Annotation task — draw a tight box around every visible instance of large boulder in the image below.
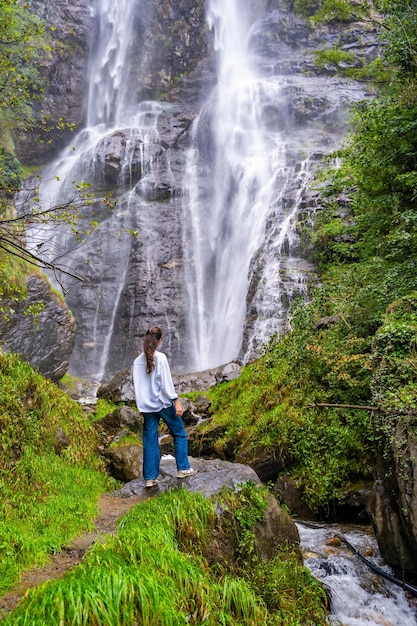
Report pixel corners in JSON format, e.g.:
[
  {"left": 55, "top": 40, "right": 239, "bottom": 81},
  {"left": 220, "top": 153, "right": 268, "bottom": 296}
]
[
  {"left": 103, "top": 444, "right": 143, "bottom": 482},
  {"left": 94, "top": 405, "right": 143, "bottom": 442},
  {"left": 115, "top": 456, "right": 301, "bottom": 561},
  {"left": 367, "top": 446, "right": 417, "bottom": 579},
  {"left": 115, "top": 457, "right": 261, "bottom": 498}
]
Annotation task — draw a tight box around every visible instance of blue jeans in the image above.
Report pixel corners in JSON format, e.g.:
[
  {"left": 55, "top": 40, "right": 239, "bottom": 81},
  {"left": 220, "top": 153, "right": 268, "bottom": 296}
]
[{"left": 142, "top": 402, "right": 190, "bottom": 480}]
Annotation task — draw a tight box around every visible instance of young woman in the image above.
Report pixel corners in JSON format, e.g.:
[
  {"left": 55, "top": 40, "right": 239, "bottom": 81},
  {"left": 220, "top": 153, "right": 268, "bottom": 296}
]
[{"left": 133, "top": 326, "right": 194, "bottom": 487}]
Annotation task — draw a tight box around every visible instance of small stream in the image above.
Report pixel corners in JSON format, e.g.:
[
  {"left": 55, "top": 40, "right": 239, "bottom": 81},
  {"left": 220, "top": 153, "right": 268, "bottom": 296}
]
[{"left": 297, "top": 521, "right": 417, "bottom": 625}]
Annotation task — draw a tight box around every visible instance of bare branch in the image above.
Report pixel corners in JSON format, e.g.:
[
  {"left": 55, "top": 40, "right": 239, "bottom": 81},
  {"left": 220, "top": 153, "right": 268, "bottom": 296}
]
[
  {"left": 307, "top": 402, "right": 379, "bottom": 411},
  {"left": 306, "top": 402, "right": 417, "bottom": 417}
]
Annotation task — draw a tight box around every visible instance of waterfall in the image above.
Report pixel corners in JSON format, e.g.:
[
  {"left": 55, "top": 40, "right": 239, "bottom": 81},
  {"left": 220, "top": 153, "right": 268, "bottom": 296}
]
[
  {"left": 298, "top": 522, "right": 417, "bottom": 625},
  {"left": 87, "top": 0, "right": 137, "bottom": 128},
  {"left": 28, "top": 0, "right": 177, "bottom": 381},
  {"left": 25, "top": 0, "right": 368, "bottom": 380},
  {"left": 182, "top": 0, "right": 315, "bottom": 371}
]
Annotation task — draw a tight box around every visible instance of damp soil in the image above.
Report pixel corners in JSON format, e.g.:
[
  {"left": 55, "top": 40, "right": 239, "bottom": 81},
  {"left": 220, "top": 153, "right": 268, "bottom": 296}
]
[{"left": 0, "top": 493, "right": 144, "bottom": 619}]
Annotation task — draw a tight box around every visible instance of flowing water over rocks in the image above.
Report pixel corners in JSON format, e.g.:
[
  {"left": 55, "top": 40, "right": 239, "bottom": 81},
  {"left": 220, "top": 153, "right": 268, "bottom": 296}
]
[{"left": 298, "top": 521, "right": 417, "bottom": 625}]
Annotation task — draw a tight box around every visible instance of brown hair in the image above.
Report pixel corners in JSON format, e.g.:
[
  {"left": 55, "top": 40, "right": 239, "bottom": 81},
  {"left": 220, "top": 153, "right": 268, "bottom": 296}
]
[{"left": 143, "top": 326, "right": 162, "bottom": 373}]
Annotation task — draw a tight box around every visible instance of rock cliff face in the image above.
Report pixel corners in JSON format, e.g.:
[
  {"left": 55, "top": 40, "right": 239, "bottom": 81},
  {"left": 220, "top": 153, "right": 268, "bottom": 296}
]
[
  {"left": 20, "top": 0, "right": 377, "bottom": 381},
  {"left": 0, "top": 274, "right": 75, "bottom": 382},
  {"left": 367, "top": 453, "right": 417, "bottom": 580},
  {"left": 16, "top": 0, "right": 92, "bottom": 164}
]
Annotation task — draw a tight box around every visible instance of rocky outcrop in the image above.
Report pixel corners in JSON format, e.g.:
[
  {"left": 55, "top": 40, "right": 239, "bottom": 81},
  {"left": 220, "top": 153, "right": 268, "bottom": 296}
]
[
  {"left": 0, "top": 274, "right": 75, "bottom": 382},
  {"left": 116, "top": 456, "right": 302, "bottom": 565},
  {"left": 116, "top": 456, "right": 260, "bottom": 497},
  {"left": 103, "top": 444, "right": 144, "bottom": 483},
  {"left": 94, "top": 405, "right": 143, "bottom": 440},
  {"left": 16, "top": 0, "right": 92, "bottom": 163},
  {"left": 366, "top": 440, "right": 417, "bottom": 580}
]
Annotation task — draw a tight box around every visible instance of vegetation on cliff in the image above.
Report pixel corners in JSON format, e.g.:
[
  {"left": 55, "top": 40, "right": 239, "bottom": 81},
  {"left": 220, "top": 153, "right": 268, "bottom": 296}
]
[
  {"left": 0, "top": 352, "right": 113, "bottom": 594},
  {"left": 202, "top": 0, "right": 417, "bottom": 514}
]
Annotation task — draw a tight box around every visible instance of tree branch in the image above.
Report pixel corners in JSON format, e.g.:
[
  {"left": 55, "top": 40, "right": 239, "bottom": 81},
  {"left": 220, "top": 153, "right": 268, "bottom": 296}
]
[
  {"left": 307, "top": 402, "right": 379, "bottom": 411},
  {"left": 307, "top": 403, "right": 417, "bottom": 418}
]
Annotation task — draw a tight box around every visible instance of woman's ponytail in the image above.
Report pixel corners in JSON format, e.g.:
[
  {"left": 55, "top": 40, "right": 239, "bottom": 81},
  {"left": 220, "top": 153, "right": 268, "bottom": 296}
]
[{"left": 143, "top": 326, "right": 162, "bottom": 373}]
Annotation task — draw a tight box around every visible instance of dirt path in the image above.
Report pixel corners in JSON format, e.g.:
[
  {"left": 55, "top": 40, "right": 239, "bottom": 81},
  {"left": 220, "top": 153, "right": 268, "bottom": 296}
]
[{"left": 0, "top": 494, "right": 144, "bottom": 619}]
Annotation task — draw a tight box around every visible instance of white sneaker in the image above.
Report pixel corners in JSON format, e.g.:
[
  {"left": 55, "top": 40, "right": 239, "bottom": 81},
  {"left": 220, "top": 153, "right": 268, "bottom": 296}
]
[
  {"left": 177, "top": 468, "right": 194, "bottom": 479},
  {"left": 145, "top": 479, "right": 159, "bottom": 488}
]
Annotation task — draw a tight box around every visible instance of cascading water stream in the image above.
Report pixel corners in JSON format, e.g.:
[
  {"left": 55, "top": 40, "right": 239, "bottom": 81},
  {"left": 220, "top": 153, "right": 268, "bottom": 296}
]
[
  {"left": 27, "top": 0, "right": 138, "bottom": 270},
  {"left": 183, "top": 0, "right": 313, "bottom": 371},
  {"left": 87, "top": 0, "right": 136, "bottom": 128},
  {"left": 298, "top": 522, "right": 417, "bottom": 625}
]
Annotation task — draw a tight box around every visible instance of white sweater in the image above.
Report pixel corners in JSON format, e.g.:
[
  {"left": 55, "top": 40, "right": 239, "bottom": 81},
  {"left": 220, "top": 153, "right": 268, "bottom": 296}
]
[{"left": 132, "top": 350, "right": 177, "bottom": 413}]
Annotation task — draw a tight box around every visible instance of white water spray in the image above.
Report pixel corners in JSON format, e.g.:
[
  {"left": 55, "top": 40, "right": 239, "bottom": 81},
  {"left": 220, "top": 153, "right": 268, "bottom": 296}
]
[
  {"left": 87, "top": 0, "right": 137, "bottom": 128},
  {"left": 26, "top": 0, "right": 363, "bottom": 379},
  {"left": 183, "top": 0, "right": 312, "bottom": 370}
]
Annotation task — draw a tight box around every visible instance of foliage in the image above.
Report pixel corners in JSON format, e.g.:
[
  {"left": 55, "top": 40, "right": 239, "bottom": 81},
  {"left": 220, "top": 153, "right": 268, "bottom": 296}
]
[
  {"left": 215, "top": 482, "right": 269, "bottom": 571},
  {"left": 370, "top": 294, "right": 417, "bottom": 468},
  {"left": 293, "top": 0, "right": 417, "bottom": 87},
  {"left": 0, "top": 247, "right": 34, "bottom": 320},
  {"left": 381, "top": 0, "right": 417, "bottom": 78},
  {"left": 1, "top": 179, "right": 114, "bottom": 291},
  {"left": 203, "top": 303, "right": 375, "bottom": 512},
  {"left": 0, "top": 148, "right": 21, "bottom": 199},
  {"left": 0, "top": 0, "right": 45, "bottom": 134},
  {"left": 201, "top": 0, "right": 417, "bottom": 504},
  {"left": 307, "top": 0, "right": 417, "bottom": 483},
  {"left": 0, "top": 351, "right": 113, "bottom": 594},
  {"left": 293, "top": 0, "right": 372, "bottom": 22},
  {"left": 95, "top": 398, "right": 119, "bottom": 420},
  {"left": 252, "top": 547, "right": 329, "bottom": 624},
  {"left": 1, "top": 487, "right": 328, "bottom": 625}
]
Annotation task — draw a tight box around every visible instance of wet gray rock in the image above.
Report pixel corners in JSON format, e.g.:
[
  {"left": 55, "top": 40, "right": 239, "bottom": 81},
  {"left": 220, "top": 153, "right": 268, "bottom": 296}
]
[
  {"left": 96, "top": 368, "right": 134, "bottom": 403},
  {"left": 253, "top": 494, "right": 300, "bottom": 560},
  {"left": 115, "top": 457, "right": 260, "bottom": 498},
  {"left": 367, "top": 440, "right": 417, "bottom": 579},
  {"left": 103, "top": 444, "right": 143, "bottom": 482},
  {"left": 186, "top": 423, "right": 228, "bottom": 459},
  {"left": 94, "top": 405, "right": 143, "bottom": 444},
  {"left": 0, "top": 274, "right": 75, "bottom": 382},
  {"left": 95, "top": 130, "right": 155, "bottom": 186},
  {"left": 17, "top": 0, "right": 92, "bottom": 163},
  {"left": 114, "top": 456, "right": 301, "bottom": 560}
]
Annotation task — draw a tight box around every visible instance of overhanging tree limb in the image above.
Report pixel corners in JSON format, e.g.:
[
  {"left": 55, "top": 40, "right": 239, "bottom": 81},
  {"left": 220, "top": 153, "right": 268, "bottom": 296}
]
[
  {"left": 307, "top": 402, "right": 379, "bottom": 410},
  {"left": 306, "top": 403, "right": 417, "bottom": 417}
]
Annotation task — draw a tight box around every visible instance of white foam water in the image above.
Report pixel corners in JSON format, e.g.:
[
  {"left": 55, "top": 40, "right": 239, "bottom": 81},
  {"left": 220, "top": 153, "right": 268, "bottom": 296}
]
[{"left": 298, "top": 522, "right": 417, "bottom": 625}]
